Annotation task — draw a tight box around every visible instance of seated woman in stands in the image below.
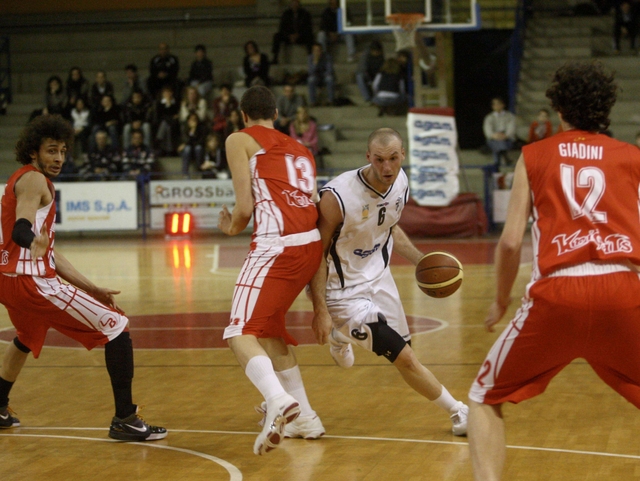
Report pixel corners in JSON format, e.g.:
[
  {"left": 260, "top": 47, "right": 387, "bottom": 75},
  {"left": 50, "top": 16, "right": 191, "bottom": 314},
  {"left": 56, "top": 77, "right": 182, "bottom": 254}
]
[
  {"left": 371, "top": 58, "right": 407, "bottom": 117},
  {"left": 243, "top": 40, "right": 270, "bottom": 87},
  {"left": 289, "top": 105, "right": 318, "bottom": 156},
  {"left": 179, "top": 86, "right": 209, "bottom": 124},
  {"left": 29, "top": 75, "right": 68, "bottom": 122},
  {"left": 178, "top": 112, "right": 208, "bottom": 176}
]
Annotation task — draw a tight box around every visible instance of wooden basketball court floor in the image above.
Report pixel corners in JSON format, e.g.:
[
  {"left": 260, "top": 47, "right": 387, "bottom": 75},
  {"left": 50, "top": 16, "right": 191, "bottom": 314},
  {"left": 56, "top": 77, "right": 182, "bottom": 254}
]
[{"left": 0, "top": 234, "right": 638, "bottom": 481}]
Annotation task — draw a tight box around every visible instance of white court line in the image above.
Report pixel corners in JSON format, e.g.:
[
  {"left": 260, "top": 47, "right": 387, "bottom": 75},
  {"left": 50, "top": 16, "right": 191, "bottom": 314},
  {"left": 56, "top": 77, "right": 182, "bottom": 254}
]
[
  {"left": 6, "top": 427, "right": 640, "bottom": 462},
  {"left": 0, "top": 432, "right": 243, "bottom": 481}
]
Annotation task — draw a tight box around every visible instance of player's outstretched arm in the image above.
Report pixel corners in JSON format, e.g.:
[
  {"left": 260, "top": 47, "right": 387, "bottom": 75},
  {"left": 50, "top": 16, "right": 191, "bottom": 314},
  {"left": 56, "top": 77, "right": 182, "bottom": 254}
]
[
  {"left": 485, "top": 155, "right": 531, "bottom": 332},
  {"left": 54, "top": 249, "right": 123, "bottom": 312},
  {"left": 218, "top": 132, "right": 254, "bottom": 236},
  {"left": 391, "top": 225, "right": 423, "bottom": 265},
  {"left": 309, "top": 191, "right": 343, "bottom": 344}
]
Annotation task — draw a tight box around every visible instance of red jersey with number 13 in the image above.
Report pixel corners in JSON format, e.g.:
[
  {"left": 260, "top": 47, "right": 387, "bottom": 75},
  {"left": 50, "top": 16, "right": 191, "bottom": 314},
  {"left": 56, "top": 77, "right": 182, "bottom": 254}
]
[
  {"left": 242, "top": 125, "right": 318, "bottom": 238},
  {"left": 524, "top": 129, "right": 640, "bottom": 277},
  {"left": 0, "top": 165, "right": 57, "bottom": 277}
]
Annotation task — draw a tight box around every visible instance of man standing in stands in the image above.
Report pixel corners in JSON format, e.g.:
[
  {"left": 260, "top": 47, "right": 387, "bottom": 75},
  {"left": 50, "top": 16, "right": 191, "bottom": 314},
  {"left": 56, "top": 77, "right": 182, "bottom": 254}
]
[
  {"left": 271, "top": 0, "right": 314, "bottom": 65},
  {"left": 148, "top": 42, "right": 180, "bottom": 100}
]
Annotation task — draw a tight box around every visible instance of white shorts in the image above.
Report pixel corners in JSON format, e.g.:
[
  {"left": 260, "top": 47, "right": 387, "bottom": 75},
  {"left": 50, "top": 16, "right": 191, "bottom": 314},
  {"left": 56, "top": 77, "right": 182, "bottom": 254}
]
[{"left": 326, "top": 269, "right": 410, "bottom": 352}]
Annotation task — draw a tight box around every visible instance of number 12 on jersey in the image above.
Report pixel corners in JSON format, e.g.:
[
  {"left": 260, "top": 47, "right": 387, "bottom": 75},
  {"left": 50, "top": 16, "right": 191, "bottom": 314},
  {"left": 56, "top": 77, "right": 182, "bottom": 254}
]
[{"left": 560, "top": 164, "right": 607, "bottom": 223}]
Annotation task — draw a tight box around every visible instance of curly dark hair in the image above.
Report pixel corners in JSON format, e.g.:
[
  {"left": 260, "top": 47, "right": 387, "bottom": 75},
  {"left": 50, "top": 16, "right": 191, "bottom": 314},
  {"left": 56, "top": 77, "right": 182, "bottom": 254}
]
[
  {"left": 15, "top": 114, "right": 74, "bottom": 165},
  {"left": 545, "top": 62, "right": 617, "bottom": 133}
]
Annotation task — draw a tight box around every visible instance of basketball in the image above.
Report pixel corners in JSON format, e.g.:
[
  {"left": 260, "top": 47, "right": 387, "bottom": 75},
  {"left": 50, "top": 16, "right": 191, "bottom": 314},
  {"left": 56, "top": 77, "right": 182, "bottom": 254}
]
[{"left": 415, "top": 252, "right": 463, "bottom": 298}]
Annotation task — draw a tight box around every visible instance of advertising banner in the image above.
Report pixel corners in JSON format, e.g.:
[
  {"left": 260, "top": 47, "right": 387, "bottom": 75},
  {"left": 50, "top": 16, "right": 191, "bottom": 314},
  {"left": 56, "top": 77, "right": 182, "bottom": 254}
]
[
  {"left": 148, "top": 179, "right": 238, "bottom": 230},
  {"left": 407, "top": 110, "right": 460, "bottom": 206},
  {"left": 54, "top": 181, "right": 138, "bottom": 231}
]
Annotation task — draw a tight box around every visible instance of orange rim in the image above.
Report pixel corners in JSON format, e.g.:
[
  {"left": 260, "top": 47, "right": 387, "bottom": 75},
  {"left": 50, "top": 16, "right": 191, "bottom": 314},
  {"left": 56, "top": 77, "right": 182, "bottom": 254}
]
[{"left": 386, "top": 13, "right": 425, "bottom": 28}]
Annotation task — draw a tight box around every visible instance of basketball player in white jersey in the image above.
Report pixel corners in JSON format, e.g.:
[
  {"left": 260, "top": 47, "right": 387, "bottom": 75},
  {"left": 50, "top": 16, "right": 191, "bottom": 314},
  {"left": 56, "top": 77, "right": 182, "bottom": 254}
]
[
  {"left": 308, "top": 128, "right": 468, "bottom": 435},
  {"left": 468, "top": 63, "right": 640, "bottom": 480}
]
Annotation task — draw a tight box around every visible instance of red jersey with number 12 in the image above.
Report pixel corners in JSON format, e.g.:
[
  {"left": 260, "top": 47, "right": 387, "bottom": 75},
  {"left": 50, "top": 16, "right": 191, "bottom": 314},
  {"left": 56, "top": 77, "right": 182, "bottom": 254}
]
[
  {"left": 0, "top": 165, "right": 57, "bottom": 277},
  {"left": 242, "top": 125, "right": 318, "bottom": 238},
  {"left": 524, "top": 129, "right": 640, "bottom": 277}
]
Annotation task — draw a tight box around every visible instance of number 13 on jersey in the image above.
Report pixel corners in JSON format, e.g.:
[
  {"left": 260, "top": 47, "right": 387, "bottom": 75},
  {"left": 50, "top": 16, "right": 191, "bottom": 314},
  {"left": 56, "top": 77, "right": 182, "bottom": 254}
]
[{"left": 284, "top": 154, "right": 315, "bottom": 193}]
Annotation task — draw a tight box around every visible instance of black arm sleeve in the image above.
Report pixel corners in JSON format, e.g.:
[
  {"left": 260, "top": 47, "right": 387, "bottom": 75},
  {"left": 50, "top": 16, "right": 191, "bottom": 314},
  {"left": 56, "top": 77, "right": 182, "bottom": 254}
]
[{"left": 12, "top": 218, "right": 35, "bottom": 248}]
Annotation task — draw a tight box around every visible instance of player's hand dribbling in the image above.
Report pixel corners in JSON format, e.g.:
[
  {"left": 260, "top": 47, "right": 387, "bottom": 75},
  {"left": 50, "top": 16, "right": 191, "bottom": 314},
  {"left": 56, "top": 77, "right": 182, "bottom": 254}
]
[
  {"left": 218, "top": 205, "right": 232, "bottom": 235},
  {"left": 484, "top": 299, "right": 511, "bottom": 332},
  {"left": 30, "top": 223, "right": 49, "bottom": 260},
  {"left": 312, "top": 310, "right": 333, "bottom": 345}
]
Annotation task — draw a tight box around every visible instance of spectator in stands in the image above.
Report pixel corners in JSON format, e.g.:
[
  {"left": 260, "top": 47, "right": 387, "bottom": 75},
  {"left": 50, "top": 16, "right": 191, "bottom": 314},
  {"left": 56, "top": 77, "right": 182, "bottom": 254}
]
[
  {"left": 122, "top": 89, "right": 152, "bottom": 150},
  {"left": 275, "top": 83, "right": 306, "bottom": 134},
  {"left": 271, "top": 0, "right": 314, "bottom": 65},
  {"left": 212, "top": 84, "right": 239, "bottom": 136},
  {"left": 30, "top": 75, "right": 67, "bottom": 122},
  {"left": 317, "top": 0, "right": 356, "bottom": 62},
  {"left": 223, "top": 108, "right": 244, "bottom": 142},
  {"left": 71, "top": 97, "right": 91, "bottom": 156},
  {"left": 90, "top": 94, "right": 121, "bottom": 152},
  {"left": 307, "top": 42, "right": 335, "bottom": 106},
  {"left": 153, "top": 85, "right": 180, "bottom": 155},
  {"left": 180, "top": 86, "right": 209, "bottom": 123},
  {"left": 121, "top": 64, "right": 146, "bottom": 107},
  {"left": 613, "top": 0, "right": 639, "bottom": 54},
  {"left": 371, "top": 58, "right": 406, "bottom": 116},
  {"left": 289, "top": 105, "right": 318, "bottom": 155},
  {"left": 356, "top": 41, "right": 384, "bottom": 103},
  {"left": 90, "top": 70, "right": 115, "bottom": 110},
  {"left": 80, "top": 130, "right": 121, "bottom": 181},
  {"left": 66, "top": 67, "right": 89, "bottom": 110},
  {"left": 243, "top": 40, "right": 271, "bottom": 87},
  {"left": 148, "top": 42, "right": 180, "bottom": 100},
  {"left": 188, "top": 44, "right": 214, "bottom": 98},
  {"left": 121, "top": 129, "right": 155, "bottom": 178},
  {"left": 179, "top": 112, "right": 208, "bottom": 175},
  {"left": 201, "top": 133, "right": 223, "bottom": 178},
  {"left": 528, "top": 108, "right": 553, "bottom": 143},
  {"left": 483, "top": 96, "right": 517, "bottom": 167}
]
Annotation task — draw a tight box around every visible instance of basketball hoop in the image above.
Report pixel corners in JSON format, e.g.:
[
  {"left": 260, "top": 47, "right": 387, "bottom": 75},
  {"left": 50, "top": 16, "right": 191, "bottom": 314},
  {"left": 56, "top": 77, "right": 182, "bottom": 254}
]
[{"left": 386, "top": 13, "right": 426, "bottom": 51}]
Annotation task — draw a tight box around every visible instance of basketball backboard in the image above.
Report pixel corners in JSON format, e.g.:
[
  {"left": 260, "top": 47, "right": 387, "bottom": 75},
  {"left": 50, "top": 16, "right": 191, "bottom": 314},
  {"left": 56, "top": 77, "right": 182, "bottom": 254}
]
[{"left": 338, "top": 0, "right": 480, "bottom": 33}]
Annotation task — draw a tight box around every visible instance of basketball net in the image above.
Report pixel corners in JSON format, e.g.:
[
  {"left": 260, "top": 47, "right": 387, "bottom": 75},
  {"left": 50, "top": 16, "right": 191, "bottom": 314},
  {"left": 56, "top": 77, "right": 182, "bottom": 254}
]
[{"left": 386, "top": 13, "right": 425, "bottom": 51}]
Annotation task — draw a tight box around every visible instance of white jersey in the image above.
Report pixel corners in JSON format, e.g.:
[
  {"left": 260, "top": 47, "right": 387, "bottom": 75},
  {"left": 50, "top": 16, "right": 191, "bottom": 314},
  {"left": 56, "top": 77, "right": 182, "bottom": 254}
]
[{"left": 320, "top": 167, "right": 410, "bottom": 298}]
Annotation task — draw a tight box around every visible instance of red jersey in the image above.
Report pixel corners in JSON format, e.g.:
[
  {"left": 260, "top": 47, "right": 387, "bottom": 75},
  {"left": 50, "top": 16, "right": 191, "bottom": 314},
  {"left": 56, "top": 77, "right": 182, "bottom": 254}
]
[
  {"left": 524, "top": 130, "right": 640, "bottom": 277},
  {"left": 0, "top": 165, "right": 57, "bottom": 277},
  {"left": 243, "top": 125, "right": 318, "bottom": 238}
]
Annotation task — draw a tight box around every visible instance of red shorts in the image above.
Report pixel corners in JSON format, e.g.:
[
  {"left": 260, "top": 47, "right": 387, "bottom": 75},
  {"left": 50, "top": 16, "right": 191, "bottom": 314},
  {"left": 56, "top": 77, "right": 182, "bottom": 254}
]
[
  {"left": 223, "top": 239, "right": 322, "bottom": 345},
  {"left": 0, "top": 274, "right": 128, "bottom": 358},
  {"left": 469, "top": 271, "right": 640, "bottom": 408}
]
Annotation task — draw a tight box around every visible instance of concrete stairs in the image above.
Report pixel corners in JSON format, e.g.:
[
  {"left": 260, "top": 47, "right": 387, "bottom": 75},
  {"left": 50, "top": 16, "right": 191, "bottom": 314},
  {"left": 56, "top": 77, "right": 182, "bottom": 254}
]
[{"left": 516, "top": 14, "right": 640, "bottom": 144}]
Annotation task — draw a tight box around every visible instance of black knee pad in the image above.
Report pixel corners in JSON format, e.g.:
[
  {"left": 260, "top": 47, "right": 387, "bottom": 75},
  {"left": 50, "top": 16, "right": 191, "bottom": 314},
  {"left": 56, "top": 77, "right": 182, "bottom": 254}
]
[
  {"left": 13, "top": 337, "right": 31, "bottom": 354},
  {"left": 367, "top": 314, "right": 407, "bottom": 363}
]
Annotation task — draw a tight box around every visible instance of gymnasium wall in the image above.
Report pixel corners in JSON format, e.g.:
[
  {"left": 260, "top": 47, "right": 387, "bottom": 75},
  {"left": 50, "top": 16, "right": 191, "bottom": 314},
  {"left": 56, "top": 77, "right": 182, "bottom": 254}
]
[{"left": 0, "top": 0, "right": 255, "bottom": 15}]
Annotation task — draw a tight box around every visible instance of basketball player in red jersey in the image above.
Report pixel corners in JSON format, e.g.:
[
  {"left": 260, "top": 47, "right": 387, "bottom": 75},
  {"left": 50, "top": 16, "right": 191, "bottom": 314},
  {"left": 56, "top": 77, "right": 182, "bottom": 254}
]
[
  {"left": 0, "top": 115, "right": 166, "bottom": 441},
  {"left": 468, "top": 62, "right": 640, "bottom": 480},
  {"left": 218, "top": 86, "right": 324, "bottom": 455}
]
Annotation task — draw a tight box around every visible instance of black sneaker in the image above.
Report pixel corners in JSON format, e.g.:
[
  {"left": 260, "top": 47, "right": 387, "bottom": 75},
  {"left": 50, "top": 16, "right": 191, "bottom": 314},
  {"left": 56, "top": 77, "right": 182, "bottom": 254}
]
[
  {"left": 108, "top": 408, "right": 167, "bottom": 442},
  {"left": 0, "top": 406, "right": 20, "bottom": 428}
]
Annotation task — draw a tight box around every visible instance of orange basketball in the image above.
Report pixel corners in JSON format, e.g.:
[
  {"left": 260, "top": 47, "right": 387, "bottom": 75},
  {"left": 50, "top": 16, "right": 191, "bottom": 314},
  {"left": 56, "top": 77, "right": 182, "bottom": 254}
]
[{"left": 415, "top": 252, "right": 463, "bottom": 298}]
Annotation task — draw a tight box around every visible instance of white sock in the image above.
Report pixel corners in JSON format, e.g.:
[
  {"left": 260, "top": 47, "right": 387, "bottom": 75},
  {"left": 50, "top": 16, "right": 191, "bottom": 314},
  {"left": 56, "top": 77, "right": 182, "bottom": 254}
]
[
  {"left": 276, "top": 365, "right": 316, "bottom": 418},
  {"left": 432, "top": 385, "right": 459, "bottom": 413},
  {"left": 245, "top": 356, "right": 286, "bottom": 402}
]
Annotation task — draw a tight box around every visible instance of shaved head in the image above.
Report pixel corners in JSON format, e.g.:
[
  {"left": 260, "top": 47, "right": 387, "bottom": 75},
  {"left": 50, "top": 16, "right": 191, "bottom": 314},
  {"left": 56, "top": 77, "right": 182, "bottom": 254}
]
[{"left": 367, "top": 128, "right": 403, "bottom": 151}]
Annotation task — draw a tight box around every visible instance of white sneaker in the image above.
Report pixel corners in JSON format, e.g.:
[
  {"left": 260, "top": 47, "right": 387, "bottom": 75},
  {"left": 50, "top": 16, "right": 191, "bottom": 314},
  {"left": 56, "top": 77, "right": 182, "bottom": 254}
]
[
  {"left": 450, "top": 401, "right": 469, "bottom": 436},
  {"left": 253, "top": 393, "right": 300, "bottom": 455},
  {"left": 329, "top": 330, "right": 354, "bottom": 368},
  {"left": 284, "top": 414, "right": 326, "bottom": 439}
]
